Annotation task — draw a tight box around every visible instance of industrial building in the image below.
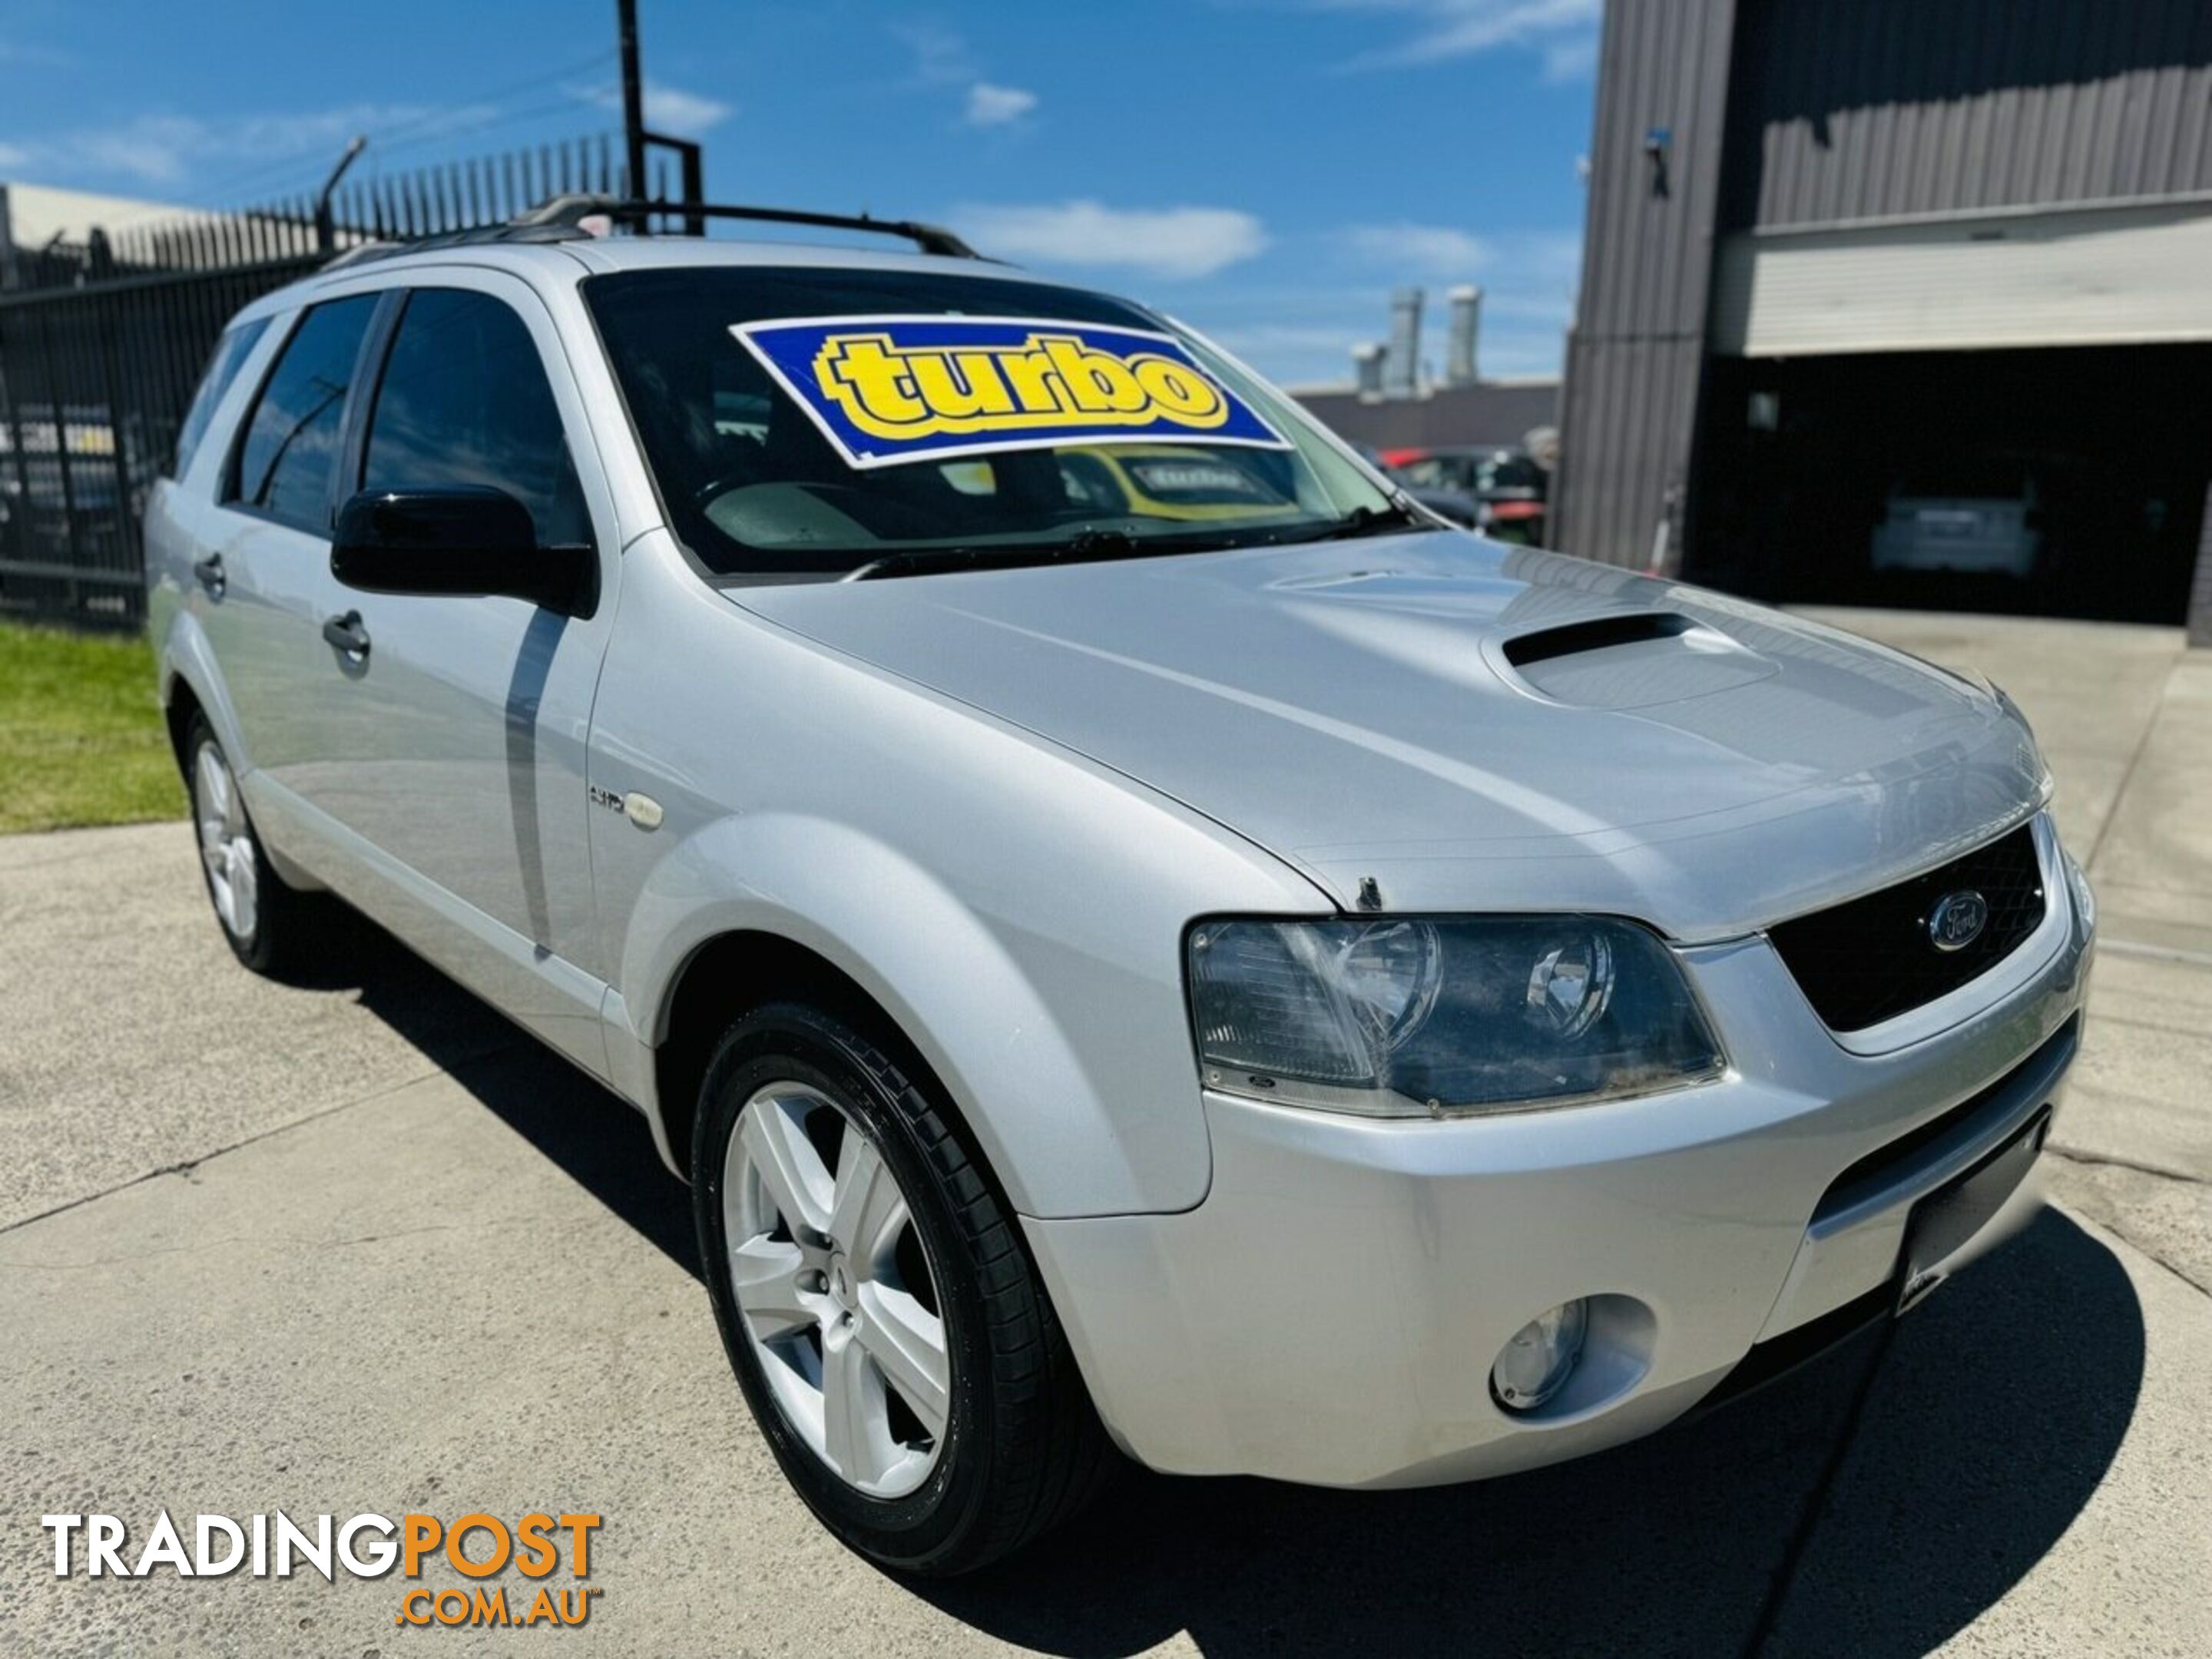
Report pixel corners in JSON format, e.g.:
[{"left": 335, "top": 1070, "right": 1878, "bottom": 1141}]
[
  {"left": 1554, "top": 0, "right": 2212, "bottom": 641},
  {"left": 1292, "top": 285, "right": 1561, "bottom": 454},
  {"left": 0, "top": 182, "right": 199, "bottom": 289}
]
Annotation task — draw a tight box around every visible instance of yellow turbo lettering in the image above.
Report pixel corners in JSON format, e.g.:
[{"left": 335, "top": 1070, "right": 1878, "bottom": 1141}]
[
  {"left": 815, "top": 336, "right": 928, "bottom": 430},
  {"left": 812, "top": 330, "right": 1229, "bottom": 443},
  {"left": 908, "top": 350, "right": 1019, "bottom": 420}
]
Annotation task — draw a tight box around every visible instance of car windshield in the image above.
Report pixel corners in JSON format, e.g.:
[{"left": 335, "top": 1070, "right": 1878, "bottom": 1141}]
[{"left": 583, "top": 266, "right": 1409, "bottom": 581}]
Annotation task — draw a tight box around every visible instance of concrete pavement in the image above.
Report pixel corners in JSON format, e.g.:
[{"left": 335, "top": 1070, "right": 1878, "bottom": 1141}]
[
  {"left": 1803, "top": 610, "right": 2212, "bottom": 1302},
  {"left": 2, "top": 610, "right": 2207, "bottom": 1657}
]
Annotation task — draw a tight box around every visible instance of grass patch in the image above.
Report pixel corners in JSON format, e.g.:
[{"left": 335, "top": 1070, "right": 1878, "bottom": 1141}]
[{"left": 0, "top": 620, "right": 184, "bottom": 833}]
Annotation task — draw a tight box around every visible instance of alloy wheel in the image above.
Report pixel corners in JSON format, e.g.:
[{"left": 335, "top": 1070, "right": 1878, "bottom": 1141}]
[
  {"left": 723, "top": 1081, "right": 951, "bottom": 1498},
  {"left": 194, "top": 742, "right": 259, "bottom": 943}
]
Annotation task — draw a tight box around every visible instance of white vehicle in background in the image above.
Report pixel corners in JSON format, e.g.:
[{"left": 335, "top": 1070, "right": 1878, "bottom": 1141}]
[
  {"left": 147, "top": 197, "right": 2092, "bottom": 1576},
  {"left": 1873, "top": 452, "right": 2044, "bottom": 578}
]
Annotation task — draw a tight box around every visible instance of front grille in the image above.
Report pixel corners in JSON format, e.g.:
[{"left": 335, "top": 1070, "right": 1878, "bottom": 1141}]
[
  {"left": 1812, "top": 1015, "right": 2078, "bottom": 1225},
  {"left": 1769, "top": 823, "right": 2046, "bottom": 1032}
]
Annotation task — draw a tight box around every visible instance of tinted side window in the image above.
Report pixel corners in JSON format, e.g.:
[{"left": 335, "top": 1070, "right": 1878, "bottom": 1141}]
[
  {"left": 172, "top": 317, "right": 269, "bottom": 478},
  {"left": 227, "top": 296, "right": 379, "bottom": 533},
  {"left": 362, "top": 289, "right": 590, "bottom": 547}
]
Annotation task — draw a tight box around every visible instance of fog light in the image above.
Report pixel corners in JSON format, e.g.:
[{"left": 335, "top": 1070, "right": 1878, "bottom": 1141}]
[{"left": 1491, "top": 1299, "right": 1589, "bottom": 1412}]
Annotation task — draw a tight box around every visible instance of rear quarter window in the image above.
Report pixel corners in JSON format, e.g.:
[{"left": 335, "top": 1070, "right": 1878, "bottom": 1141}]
[
  {"left": 172, "top": 318, "right": 269, "bottom": 479},
  {"left": 224, "top": 294, "right": 380, "bottom": 535}
]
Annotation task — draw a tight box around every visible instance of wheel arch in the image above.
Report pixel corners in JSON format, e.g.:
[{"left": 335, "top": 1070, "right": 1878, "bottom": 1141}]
[
  {"left": 617, "top": 810, "right": 1218, "bottom": 1220},
  {"left": 154, "top": 610, "right": 247, "bottom": 779},
  {"left": 163, "top": 674, "right": 205, "bottom": 778},
  {"left": 654, "top": 930, "right": 916, "bottom": 1190}
]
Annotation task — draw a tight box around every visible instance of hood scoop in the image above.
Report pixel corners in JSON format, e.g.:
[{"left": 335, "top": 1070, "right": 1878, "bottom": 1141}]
[{"left": 1496, "top": 611, "right": 1779, "bottom": 710}]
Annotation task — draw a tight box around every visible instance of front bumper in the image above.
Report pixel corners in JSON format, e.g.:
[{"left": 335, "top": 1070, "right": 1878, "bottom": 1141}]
[{"left": 1022, "top": 816, "right": 2093, "bottom": 1488}]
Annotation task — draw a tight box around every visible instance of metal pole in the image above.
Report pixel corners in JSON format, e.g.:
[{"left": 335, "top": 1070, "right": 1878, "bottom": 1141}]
[
  {"left": 33, "top": 303, "right": 81, "bottom": 615},
  {"left": 619, "top": 0, "right": 647, "bottom": 217},
  {"left": 679, "top": 138, "right": 704, "bottom": 237},
  {"left": 0, "top": 316, "right": 39, "bottom": 569},
  {"left": 640, "top": 131, "right": 704, "bottom": 235},
  {"left": 313, "top": 136, "right": 368, "bottom": 252},
  {"left": 88, "top": 287, "right": 144, "bottom": 624}
]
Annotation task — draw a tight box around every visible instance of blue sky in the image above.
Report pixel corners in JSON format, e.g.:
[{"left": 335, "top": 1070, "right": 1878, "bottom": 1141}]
[{"left": 0, "top": 0, "right": 1598, "bottom": 385}]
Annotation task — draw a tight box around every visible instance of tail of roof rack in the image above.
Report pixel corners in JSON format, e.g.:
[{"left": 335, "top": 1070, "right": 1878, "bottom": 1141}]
[{"left": 320, "top": 194, "right": 982, "bottom": 273}]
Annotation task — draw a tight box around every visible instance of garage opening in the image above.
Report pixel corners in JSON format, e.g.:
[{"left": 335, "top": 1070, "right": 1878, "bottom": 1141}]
[{"left": 1687, "top": 344, "right": 2211, "bottom": 624}]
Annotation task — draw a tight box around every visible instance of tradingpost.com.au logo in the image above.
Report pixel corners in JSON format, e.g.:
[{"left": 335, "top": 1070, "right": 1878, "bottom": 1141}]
[{"left": 41, "top": 1510, "right": 604, "bottom": 1630}]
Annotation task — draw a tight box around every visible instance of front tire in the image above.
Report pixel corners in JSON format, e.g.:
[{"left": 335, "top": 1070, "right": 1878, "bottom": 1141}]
[
  {"left": 694, "top": 1002, "right": 1114, "bottom": 1575},
  {"left": 184, "top": 716, "right": 328, "bottom": 979}
]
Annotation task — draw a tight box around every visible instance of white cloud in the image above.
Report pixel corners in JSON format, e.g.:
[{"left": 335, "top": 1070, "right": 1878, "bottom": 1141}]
[
  {"left": 581, "top": 79, "right": 733, "bottom": 137},
  {"left": 641, "top": 83, "right": 734, "bottom": 136},
  {"left": 0, "top": 141, "right": 28, "bottom": 172},
  {"left": 955, "top": 200, "right": 1269, "bottom": 279},
  {"left": 894, "top": 22, "right": 978, "bottom": 86},
  {"left": 1346, "top": 221, "right": 1489, "bottom": 276},
  {"left": 78, "top": 126, "right": 197, "bottom": 184},
  {"left": 0, "top": 104, "right": 484, "bottom": 188},
  {"left": 0, "top": 36, "right": 69, "bottom": 66},
  {"left": 900, "top": 28, "right": 1038, "bottom": 129},
  {"left": 1315, "top": 0, "right": 1600, "bottom": 71},
  {"left": 1541, "top": 31, "right": 1598, "bottom": 81},
  {"left": 963, "top": 82, "right": 1038, "bottom": 127}
]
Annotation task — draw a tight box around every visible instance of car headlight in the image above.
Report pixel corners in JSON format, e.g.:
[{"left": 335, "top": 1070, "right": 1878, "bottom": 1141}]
[{"left": 1187, "top": 916, "right": 1724, "bottom": 1118}]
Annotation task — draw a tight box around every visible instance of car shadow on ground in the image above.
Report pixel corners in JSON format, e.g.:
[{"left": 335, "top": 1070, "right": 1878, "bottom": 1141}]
[
  {"left": 288, "top": 911, "right": 707, "bottom": 1277},
  {"left": 922, "top": 1207, "right": 2141, "bottom": 1659},
  {"left": 333, "top": 922, "right": 2143, "bottom": 1659}
]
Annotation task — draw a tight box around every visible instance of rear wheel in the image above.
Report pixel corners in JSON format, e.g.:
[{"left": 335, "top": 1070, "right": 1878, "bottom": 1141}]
[
  {"left": 184, "top": 717, "right": 328, "bottom": 979},
  {"left": 694, "top": 1002, "right": 1114, "bottom": 1575}
]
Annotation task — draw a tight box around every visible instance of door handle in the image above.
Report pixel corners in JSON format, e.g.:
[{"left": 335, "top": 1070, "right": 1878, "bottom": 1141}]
[
  {"left": 192, "top": 555, "right": 225, "bottom": 595},
  {"left": 322, "top": 610, "right": 371, "bottom": 659}
]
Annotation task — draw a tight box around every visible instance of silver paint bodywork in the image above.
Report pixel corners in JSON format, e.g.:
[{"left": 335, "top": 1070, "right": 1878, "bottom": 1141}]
[{"left": 148, "top": 238, "right": 2090, "bottom": 1489}]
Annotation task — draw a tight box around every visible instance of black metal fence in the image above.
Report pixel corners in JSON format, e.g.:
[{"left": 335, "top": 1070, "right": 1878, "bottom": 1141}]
[{"left": 0, "top": 132, "right": 676, "bottom": 631}]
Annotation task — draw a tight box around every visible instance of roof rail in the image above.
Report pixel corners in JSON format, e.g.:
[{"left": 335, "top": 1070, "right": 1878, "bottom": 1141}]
[
  {"left": 513, "top": 193, "right": 981, "bottom": 259},
  {"left": 320, "top": 218, "right": 597, "bottom": 272}
]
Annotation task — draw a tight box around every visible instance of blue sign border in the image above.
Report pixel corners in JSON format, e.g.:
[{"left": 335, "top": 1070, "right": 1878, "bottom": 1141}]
[{"left": 730, "top": 313, "right": 1293, "bottom": 470}]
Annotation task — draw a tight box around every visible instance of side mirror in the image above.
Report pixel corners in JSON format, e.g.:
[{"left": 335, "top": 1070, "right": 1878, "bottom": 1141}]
[{"left": 331, "top": 487, "right": 596, "bottom": 617}]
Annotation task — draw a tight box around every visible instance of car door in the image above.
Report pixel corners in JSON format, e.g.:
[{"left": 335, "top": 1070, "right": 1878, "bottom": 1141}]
[
  {"left": 191, "top": 292, "right": 384, "bottom": 838},
  {"left": 293, "top": 271, "right": 621, "bottom": 1076}
]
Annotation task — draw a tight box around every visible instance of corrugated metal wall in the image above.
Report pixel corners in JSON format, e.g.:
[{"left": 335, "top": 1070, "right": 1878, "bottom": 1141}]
[
  {"left": 1558, "top": 0, "right": 2212, "bottom": 578},
  {"left": 1551, "top": 0, "right": 1739, "bottom": 568},
  {"left": 1724, "top": 0, "right": 2212, "bottom": 230}
]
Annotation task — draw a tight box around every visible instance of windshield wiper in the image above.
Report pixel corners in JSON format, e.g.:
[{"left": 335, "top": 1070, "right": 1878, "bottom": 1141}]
[{"left": 1274, "top": 501, "right": 1429, "bottom": 545}]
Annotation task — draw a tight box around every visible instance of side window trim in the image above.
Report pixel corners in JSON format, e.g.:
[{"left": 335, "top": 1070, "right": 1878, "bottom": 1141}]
[
  {"left": 217, "top": 288, "right": 398, "bottom": 539},
  {"left": 336, "top": 287, "right": 412, "bottom": 511}
]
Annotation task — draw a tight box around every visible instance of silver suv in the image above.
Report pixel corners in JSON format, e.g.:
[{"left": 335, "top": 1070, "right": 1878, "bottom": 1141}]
[{"left": 148, "top": 210, "right": 2094, "bottom": 1575}]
